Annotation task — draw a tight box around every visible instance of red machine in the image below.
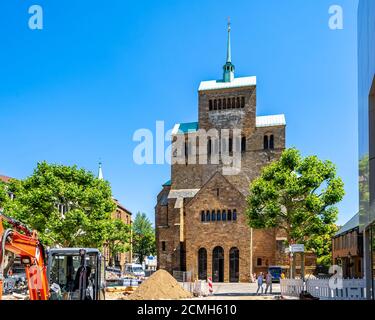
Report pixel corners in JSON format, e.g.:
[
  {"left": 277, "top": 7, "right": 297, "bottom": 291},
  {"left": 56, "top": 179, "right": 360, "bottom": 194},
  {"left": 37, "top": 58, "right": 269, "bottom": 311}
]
[{"left": 0, "top": 212, "right": 49, "bottom": 300}]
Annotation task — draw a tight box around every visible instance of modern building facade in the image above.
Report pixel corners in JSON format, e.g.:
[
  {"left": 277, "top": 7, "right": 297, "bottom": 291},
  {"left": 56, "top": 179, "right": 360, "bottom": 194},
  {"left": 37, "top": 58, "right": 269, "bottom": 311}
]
[
  {"left": 155, "top": 23, "right": 297, "bottom": 283},
  {"left": 358, "top": 0, "right": 375, "bottom": 299}
]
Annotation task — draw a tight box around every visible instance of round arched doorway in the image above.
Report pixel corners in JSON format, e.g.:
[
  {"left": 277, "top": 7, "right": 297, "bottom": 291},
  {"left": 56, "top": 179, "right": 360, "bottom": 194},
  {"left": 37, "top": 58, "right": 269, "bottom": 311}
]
[
  {"left": 229, "top": 247, "right": 239, "bottom": 283},
  {"left": 212, "top": 246, "right": 224, "bottom": 282},
  {"left": 198, "top": 248, "right": 207, "bottom": 280}
]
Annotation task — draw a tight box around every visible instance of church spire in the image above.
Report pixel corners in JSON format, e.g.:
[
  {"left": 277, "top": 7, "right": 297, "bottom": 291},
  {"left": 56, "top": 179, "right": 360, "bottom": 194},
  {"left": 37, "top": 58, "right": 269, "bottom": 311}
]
[
  {"left": 223, "top": 18, "right": 235, "bottom": 82},
  {"left": 98, "top": 162, "right": 104, "bottom": 180},
  {"left": 226, "top": 18, "right": 232, "bottom": 63}
]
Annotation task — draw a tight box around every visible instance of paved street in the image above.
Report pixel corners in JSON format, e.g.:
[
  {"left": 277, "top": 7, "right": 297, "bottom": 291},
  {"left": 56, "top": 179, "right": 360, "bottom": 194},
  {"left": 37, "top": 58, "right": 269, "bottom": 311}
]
[{"left": 194, "top": 282, "right": 281, "bottom": 300}]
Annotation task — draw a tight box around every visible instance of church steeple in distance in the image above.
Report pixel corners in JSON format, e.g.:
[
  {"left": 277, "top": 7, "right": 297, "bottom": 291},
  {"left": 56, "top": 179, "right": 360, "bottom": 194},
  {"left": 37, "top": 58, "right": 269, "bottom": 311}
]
[
  {"left": 98, "top": 161, "right": 104, "bottom": 180},
  {"left": 223, "top": 18, "right": 235, "bottom": 83}
]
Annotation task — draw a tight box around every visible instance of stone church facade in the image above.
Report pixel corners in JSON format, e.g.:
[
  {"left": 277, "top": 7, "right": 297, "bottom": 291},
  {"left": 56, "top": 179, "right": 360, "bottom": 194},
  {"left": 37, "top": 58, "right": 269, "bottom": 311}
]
[{"left": 155, "top": 24, "right": 289, "bottom": 282}]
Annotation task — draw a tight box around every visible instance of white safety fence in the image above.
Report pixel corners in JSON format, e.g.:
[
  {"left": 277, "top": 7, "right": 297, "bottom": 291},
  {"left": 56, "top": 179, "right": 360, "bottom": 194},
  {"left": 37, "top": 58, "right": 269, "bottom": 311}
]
[{"left": 281, "top": 278, "right": 367, "bottom": 300}]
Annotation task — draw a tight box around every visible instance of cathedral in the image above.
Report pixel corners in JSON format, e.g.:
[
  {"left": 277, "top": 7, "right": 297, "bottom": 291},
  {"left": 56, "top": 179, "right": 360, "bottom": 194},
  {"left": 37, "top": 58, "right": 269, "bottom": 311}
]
[{"left": 155, "top": 23, "right": 289, "bottom": 282}]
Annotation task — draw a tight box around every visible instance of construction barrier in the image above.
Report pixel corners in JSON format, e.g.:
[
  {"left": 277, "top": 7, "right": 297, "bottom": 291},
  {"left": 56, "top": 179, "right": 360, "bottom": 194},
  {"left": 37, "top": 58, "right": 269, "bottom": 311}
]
[{"left": 208, "top": 277, "right": 213, "bottom": 294}]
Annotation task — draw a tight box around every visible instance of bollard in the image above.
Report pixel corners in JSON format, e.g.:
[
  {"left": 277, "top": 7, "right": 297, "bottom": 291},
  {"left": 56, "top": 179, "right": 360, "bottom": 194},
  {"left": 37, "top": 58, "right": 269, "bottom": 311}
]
[{"left": 208, "top": 277, "right": 213, "bottom": 295}]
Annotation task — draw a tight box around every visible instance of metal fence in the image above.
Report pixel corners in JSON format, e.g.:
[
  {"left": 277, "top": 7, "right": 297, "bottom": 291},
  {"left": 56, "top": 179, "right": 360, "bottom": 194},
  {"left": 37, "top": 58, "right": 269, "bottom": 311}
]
[{"left": 280, "top": 278, "right": 367, "bottom": 300}]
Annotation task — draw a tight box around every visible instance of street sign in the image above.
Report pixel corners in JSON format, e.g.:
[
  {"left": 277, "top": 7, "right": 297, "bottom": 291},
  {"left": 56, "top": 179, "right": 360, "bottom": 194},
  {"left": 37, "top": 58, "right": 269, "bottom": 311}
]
[{"left": 290, "top": 244, "right": 305, "bottom": 253}]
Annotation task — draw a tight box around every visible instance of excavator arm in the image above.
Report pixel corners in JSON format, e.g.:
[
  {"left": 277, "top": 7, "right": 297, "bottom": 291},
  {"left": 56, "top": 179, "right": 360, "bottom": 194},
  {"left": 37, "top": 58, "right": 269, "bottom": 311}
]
[{"left": 0, "top": 212, "right": 49, "bottom": 300}]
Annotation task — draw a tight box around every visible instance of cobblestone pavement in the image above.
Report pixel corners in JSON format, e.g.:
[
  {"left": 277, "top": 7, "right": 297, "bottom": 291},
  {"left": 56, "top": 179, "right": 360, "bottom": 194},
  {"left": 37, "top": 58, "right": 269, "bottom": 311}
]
[{"left": 193, "top": 282, "right": 281, "bottom": 300}]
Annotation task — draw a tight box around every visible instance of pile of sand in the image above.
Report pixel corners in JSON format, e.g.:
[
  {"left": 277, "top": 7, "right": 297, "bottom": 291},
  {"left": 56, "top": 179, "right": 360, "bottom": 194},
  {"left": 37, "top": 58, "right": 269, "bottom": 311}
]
[{"left": 126, "top": 270, "right": 193, "bottom": 300}]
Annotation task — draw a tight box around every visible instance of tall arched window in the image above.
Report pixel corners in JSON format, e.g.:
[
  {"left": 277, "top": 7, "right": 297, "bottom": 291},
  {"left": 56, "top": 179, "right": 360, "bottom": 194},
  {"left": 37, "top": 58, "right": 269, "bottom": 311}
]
[
  {"left": 270, "top": 135, "right": 274, "bottom": 149},
  {"left": 198, "top": 248, "right": 207, "bottom": 280},
  {"left": 233, "top": 209, "right": 237, "bottom": 221},
  {"left": 211, "top": 210, "right": 216, "bottom": 221},
  {"left": 206, "top": 210, "right": 211, "bottom": 222},
  {"left": 228, "top": 210, "right": 232, "bottom": 221},
  {"left": 232, "top": 97, "right": 236, "bottom": 109},
  {"left": 207, "top": 138, "right": 212, "bottom": 158},
  {"left": 201, "top": 211, "right": 205, "bottom": 222},
  {"left": 241, "top": 137, "right": 246, "bottom": 153},
  {"left": 218, "top": 99, "right": 222, "bottom": 110},
  {"left": 263, "top": 135, "right": 269, "bottom": 150},
  {"left": 241, "top": 97, "right": 245, "bottom": 108},
  {"left": 222, "top": 210, "right": 227, "bottom": 221},
  {"left": 216, "top": 210, "right": 221, "bottom": 221},
  {"left": 209, "top": 100, "right": 213, "bottom": 111},
  {"left": 223, "top": 98, "right": 227, "bottom": 109},
  {"left": 227, "top": 98, "right": 231, "bottom": 108},
  {"left": 237, "top": 97, "right": 240, "bottom": 108},
  {"left": 229, "top": 138, "right": 233, "bottom": 154}
]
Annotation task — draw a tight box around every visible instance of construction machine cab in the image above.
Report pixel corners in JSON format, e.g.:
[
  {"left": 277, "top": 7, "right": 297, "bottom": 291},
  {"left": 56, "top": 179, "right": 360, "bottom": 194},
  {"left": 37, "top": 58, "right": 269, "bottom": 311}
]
[{"left": 47, "top": 248, "right": 105, "bottom": 300}]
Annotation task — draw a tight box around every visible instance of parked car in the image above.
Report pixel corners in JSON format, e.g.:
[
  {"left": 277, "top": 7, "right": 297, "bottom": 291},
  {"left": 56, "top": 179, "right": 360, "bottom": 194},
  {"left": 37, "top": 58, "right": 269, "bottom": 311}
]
[
  {"left": 124, "top": 263, "right": 145, "bottom": 278},
  {"left": 105, "top": 266, "right": 122, "bottom": 277}
]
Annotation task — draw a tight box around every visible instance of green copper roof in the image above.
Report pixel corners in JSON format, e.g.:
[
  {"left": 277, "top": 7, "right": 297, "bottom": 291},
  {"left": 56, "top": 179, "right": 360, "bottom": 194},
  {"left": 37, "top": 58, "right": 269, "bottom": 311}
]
[
  {"left": 163, "top": 180, "right": 171, "bottom": 187},
  {"left": 172, "top": 122, "right": 198, "bottom": 135}
]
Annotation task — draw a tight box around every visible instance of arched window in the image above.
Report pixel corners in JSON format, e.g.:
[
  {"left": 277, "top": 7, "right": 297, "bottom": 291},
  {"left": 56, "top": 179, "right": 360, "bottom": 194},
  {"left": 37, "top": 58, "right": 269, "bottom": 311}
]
[
  {"left": 214, "top": 100, "right": 217, "bottom": 110},
  {"left": 233, "top": 209, "right": 237, "bottom": 221},
  {"left": 232, "top": 97, "right": 236, "bottom": 109},
  {"left": 229, "top": 138, "right": 233, "bottom": 154},
  {"left": 263, "top": 135, "right": 269, "bottom": 150},
  {"left": 223, "top": 98, "right": 227, "bottom": 109},
  {"left": 209, "top": 100, "right": 213, "bottom": 111},
  {"left": 211, "top": 210, "right": 216, "bottom": 221},
  {"left": 216, "top": 210, "right": 221, "bottom": 221},
  {"left": 241, "top": 137, "right": 246, "bottom": 153},
  {"left": 270, "top": 135, "right": 274, "bottom": 149},
  {"left": 207, "top": 138, "right": 212, "bottom": 157},
  {"left": 222, "top": 210, "right": 227, "bottom": 221},
  {"left": 257, "top": 258, "right": 262, "bottom": 266},
  {"left": 228, "top": 210, "right": 232, "bottom": 221},
  {"left": 198, "top": 248, "right": 207, "bottom": 280},
  {"left": 236, "top": 97, "right": 240, "bottom": 108},
  {"left": 218, "top": 99, "right": 222, "bottom": 110},
  {"left": 241, "top": 97, "right": 245, "bottom": 108},
  {"left": 227, "top": 98, "right": 231, "bottom": 108},
  {"left": 206, "top": 211, "right": 211, "bottom": 222},
  {"left": 201, "top": 211, "right": 205, "bottom": 222}
]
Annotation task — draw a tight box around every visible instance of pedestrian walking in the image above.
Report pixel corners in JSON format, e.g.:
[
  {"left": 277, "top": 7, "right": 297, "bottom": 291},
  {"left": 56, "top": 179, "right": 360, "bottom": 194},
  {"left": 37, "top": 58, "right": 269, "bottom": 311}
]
[
  {"left": 256, "top": 272, "right": 264, "bottom": 295},
  {"left": 265, "top": 272, "right": 273, "bottom": 294}
]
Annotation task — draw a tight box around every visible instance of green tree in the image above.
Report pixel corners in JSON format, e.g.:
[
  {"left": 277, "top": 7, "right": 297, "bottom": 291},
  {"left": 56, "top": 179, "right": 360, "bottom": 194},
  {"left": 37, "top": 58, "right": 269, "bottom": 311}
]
[
  {"left": 5, "top": 162, "right": 116, "bottom": 248},
  {"left": 132, "top": 212, "right": 156, "bottom": 264},
  {"left": 0, "top": 180, "right": 8, "bottom": 209},
  {"left": 246, "top": 148, "right": 345, "bottom": 256},
  {"left": 105, "top": 219, "right": 132, "bottom": 267}
]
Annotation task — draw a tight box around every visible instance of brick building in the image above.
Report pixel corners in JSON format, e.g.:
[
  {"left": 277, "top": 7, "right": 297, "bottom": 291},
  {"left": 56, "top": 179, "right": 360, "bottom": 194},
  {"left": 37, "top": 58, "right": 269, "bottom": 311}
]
[
  {"left": 332, "top": 213, "right": 363, "bottom": 278},
  {"left": 155, "top": 23, "right": 290, "bottom": 282}
]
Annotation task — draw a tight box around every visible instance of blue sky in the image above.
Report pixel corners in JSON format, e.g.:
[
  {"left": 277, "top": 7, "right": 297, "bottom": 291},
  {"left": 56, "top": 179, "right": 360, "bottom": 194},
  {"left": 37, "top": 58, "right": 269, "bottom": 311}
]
[{"left": 0, "top": 0, "right": 359, "bottom": 225}]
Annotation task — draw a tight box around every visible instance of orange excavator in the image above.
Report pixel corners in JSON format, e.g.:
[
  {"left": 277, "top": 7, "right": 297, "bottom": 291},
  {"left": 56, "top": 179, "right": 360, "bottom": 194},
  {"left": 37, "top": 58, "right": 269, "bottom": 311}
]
[
  {"left": 0, "top": 212, "right": 49, "bottom": 300},
  {"left": 0, "top": 211, "right": 106, "bottom": 300}
]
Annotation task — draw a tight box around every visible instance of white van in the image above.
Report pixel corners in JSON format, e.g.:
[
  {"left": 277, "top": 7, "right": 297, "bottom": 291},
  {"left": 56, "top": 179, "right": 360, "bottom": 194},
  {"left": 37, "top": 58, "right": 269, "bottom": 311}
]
[{"left": 124, "top": 263, "right": 145, "bottom": 278}]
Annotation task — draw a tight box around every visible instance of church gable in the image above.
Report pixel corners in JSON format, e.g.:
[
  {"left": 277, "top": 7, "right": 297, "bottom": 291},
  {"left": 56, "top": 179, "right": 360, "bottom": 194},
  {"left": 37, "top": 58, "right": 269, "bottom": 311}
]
[{"left": 186, "top": 171, "right": 245, "bottom": 210}]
